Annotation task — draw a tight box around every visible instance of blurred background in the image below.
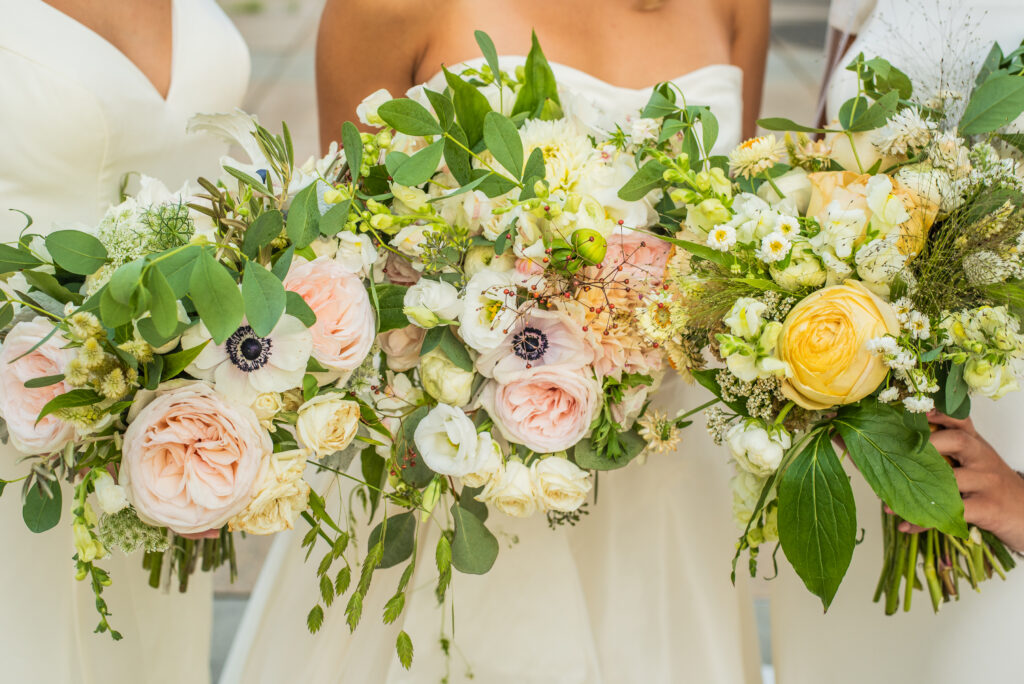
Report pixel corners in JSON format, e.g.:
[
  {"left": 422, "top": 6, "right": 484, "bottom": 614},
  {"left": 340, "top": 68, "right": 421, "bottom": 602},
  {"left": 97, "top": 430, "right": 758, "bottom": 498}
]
[{"left": 211, "top": 0, "right": 832, "bottom": 680}]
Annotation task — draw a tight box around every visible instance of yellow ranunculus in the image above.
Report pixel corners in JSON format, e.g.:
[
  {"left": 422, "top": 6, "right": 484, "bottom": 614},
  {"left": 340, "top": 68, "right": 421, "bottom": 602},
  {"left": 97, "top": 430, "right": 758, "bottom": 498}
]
[{"left": 778, "top": 280, "right": 899, "bottom": 410}]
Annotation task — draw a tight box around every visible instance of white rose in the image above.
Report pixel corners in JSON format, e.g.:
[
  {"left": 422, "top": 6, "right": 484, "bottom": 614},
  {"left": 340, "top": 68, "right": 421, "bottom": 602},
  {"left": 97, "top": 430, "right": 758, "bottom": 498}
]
[
  {"left": 413, "top": 404, "right": 486, "bottom": 477},
  {"left": 479, "top": 460, "right": 537, "bottom": 518},
  {"left": 93, "top": 470, "right": 130, "bottom": 515},
  {"left": 420, "top": 349, "right": 475, "bottom": 407},
  {"left": 770, "top": 240, "right": 826, "bottom": 291},
  {"left": 531, "top": 457, "right": 592, "bottom": 512},
  {"left": 335, "top": 232, "right": 379, "bottom": 277},
  {"left": 464, "top": 244, "right": 515, "bottom": 279},
  {"left": 459, "top": 270, "right": 519, "bottom": 352},
  {"left": 726, "top": 422, "right": 791, "bottom": 477},
  {"left": 461, "top": 434, "right": 502, "bottom": 488},
  {"left": 403, "top": 278, "right": 461, "bottom": 329},
  {"left": 724, "top": 298, "right": 767, "bottom": 339},
  {"left": 296, "top": 395, "right": 360, "bottom": 458},
  {"left": 251, "top": 392, "right": 284, "bottom": 429},
  {"left": 228, "top": 449, "right": 311, "bottom": 535},
  {"left": 356, "top": 88, "right": 392, "bottom": 127},
  {"left": 757, "top": 167, "right": 812, "bottom": 214}
]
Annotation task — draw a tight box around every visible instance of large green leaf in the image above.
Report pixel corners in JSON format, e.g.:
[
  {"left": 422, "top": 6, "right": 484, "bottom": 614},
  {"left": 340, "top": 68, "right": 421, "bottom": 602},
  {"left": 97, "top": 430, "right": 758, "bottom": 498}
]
[
  {"left": 377, "top": 98, "right": 443, "bottom": 137},
  {"left": 153, "top": 244, "right": 201, "bottom": 297},
  {"left": 160, "top": 341, "right": 209, "bottom": 381},
  {"left": 443, "top": 67, "right": 492, "bottom": 148},
  {"left": 188, "top": 250, "right": 243, "bottom": 344},
  {"left": 242, "top": 210, "right": 283, "bottom": 259},
  {"left": 777, "top": 430, "right": 857, "bottom": 610},
  {"left": 0, "top": 244, "right": 42, "bottom": 273},
  {"left": 144, "top": 266, "right": 179, "bottom": 337},
  {"left": 22, "top": 481, "right": 61, "bottom": 533},
  {"left": 44, "top": 230, "right": 108, "bottom": 275},
  {"left": 439, "top": 327, "right": 473, "bottom": 372},
  {"left": 388, "top": 140, "right": 444, "bottom": 187},
  {"left": 482, "top": 112, "right": 523, "bottom": 179},
  {"left": 573, "top": 432, "right": 645, "bottom": 471},
  {"left": 372, "top": 283, "right": 410, "bottom": 332},
  {"left": 318, "top": 200, "right": 351, "bottom": 237},
  {"left": 960, "top": 73, "right": 1024, "bottom": 135},
  {"left": 286, "top": 183, "right": 321, "bottom": 249},
  {"left": 241, "top": 261, "right": 286, "bottom": 337},
  {"left": 511, "top": 32, "right": 561, "bottom": 118},
  {"left": 450, "top": 502, "right": 498, "bottom": 574},
  {"left": 341, "top": 121, "right": 363, "bottom": 179},
  {"left": 844, "top": 90, "right": 899, "bottom": 132},
  {"left": 367, "top": 511, "right": 417, "bottom": 569},
  {"left": 36, "top": 388, "right": 101, "bottom": 424},
  {"left": 617, "top": 160, "right": 667, "bottom": 201},
  {"left": 834, "top": 401, "right": 968, "bottom": 537},
  {"left": 443, "top": 122, "right": 473, "bottom": 185}
]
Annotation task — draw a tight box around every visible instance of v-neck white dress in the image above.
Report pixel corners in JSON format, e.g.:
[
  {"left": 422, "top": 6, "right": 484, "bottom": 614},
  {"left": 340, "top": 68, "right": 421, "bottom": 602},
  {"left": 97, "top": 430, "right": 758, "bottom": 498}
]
[
  {"left": 0, "top": 2, "right": 249, "bottom": 682},
  {"left": 221, "top": 57, "right": 763, "bottom": 684}
]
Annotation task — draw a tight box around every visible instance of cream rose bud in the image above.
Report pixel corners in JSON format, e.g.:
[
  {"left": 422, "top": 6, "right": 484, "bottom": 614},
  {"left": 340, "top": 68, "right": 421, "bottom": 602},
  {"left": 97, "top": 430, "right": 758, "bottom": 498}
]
[
  {"left": 479, "top": 460, "right": 538, "bottom": 518},
  {"left": 727, "top": 422, "right": 791, "bottom": 477},
  {"left": 93, "top": 471, "right": 130, "bottom": 515},
  {"left": 460, "top": 434, "right": 502, "bottom": 489},
  {"left": 251, "top": 392, "right": 284, "bottom": 429},
  {"left": 229, "top": 449, "right": 311, "bottom": 535},
  {"left": 296, "top": 395, "right": 360, "bottom": 458},
  {"left": 413, "top": 404, "right": 487, "bottom": 477},
  {"left": 770, "top": 240, "right": 827, "bottom": 291},
  {"left": 964, "top": 358, "right": 1019, "bottom": 399},
  {"left": 403, "top": 279, "right": 461, "bottom": 329},
  {"left": 420, "top": 349, "right": 475, "bottom": 407},
  {"left": 531, "top": 457, "right": 592, "bottom": 512},
  {"left": 464, "top": 244, "right": 515, "bottom": 279},
  {"left": 356, "top": 88, "right": 392, "bottom": 127},
  {"left": 757, "top": 167, "right": 812, "bottom": 214},
  {"left": 826, "top": 128, "right": 885, "bottom": 173},
  {"left": 724, "top": 298, "right": 768, "bottom": 339}
]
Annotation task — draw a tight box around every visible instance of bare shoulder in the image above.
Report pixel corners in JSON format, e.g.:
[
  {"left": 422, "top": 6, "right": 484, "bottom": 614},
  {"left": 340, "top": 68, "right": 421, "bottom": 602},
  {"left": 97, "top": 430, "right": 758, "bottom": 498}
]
[{"left": 320, "top": 0, "right": 439, "bottom": 36}]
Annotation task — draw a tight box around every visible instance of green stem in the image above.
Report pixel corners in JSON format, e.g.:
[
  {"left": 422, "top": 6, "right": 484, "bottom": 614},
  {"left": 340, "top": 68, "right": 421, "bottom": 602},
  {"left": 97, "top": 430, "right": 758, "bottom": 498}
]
[
  {"left": 676, "top": 397, "right": 720, "bottom": 422},
  {"left": 903, "top": 532, "right": 919, "bottom": 612}
]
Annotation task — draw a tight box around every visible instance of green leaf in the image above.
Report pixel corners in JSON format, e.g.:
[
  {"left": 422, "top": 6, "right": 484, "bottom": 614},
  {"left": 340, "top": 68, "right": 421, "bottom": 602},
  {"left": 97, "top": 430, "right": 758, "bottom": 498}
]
[
  {"left": 641, "top": 88, "right": 678, "bottom": 119},
  {"left": 573, "top": 432, "right": 646, "bottom": 470},
  {"left": 36, "top": 388, "right": 101, "bottom": 424},
  {"left": 242, "top": 210, "right": 283, "bottom": 259},
  {"left": 472, "top": 169, "right": 518, "bottom": 199},
  {"left": 382, "top": 592, "right": 405, "bottom": 624},
  {"left": 493, "top": 216, "right": 516, "bottom": 256},
  {"left": 367, "top": 511, "right": 417, "bottom": 569},
  {"left": 361, "top": 449, "right": 386, "bottom": 518},
  {"left": 319, "top": 200, "right": 351, "bottom": 236},
  {"left": 521, "top": 146, "right": 545, "bottom": 185},
  {"left": 617, "top": 160, "right": 667, "bottom": 201},
  {"left": 44, "top": 230, "right": 108, "bottom": 276},
  {"left": 160, "top": 341, "right": 209, "bottom": 381},
  {"left": 756, "top": 117, "right": 828, "bottom": 134},
  {"left": 23, "top": 374, "right": 64, "bottom": 388},
  {"left": 285, "top": 290, "right": 317, "bottom": 327},
  {"left": 306, "top": 605, "right": 324, "bottom": 634},
  {"left": 512, "top": 31, "right": 561, "bottom": 118},
  {"left": 144, "top": 266, "right": 179, "bottom": 338},
  {"left": 389, "top": 140, "right": 444, "bottom": 187},
  {"left": 845, "top": 91, "right": 900, "bottom": 132},
  {"left": 99, "top": 286, "right": 133, "bottom": 328},
  {"left": 0, "top": 302, "right": 12, "bottom": 329},
  {"left": 189, "top": 250, "right": 243, "bottom": 344},
  {"left": 960, "top": 73, "right": 1024, "bottom": 135},
  {"left": 377, "top": 98, "right": 443, "bottom": 136},
  {"left": 439, "top": 327, "right": 473, "bottom": 372},
  {"left": 459, "top": 486, "right": 488, "bottom": 522},
  {"left": 834, "top": 401, "right": 968, "bottom": 537},
  {"left": 482, "top": 112, "right": 524, "bottom": 179},
  {"left": 424, "top": 89, "right": 455, "bottom": 131},
  {"left": 648, "top": 230, "right": 730, "bottom": 268},
  {"left": 943, "top": 363, "right": 969, "bottom": 416},
  {"left": 372, "top": 283, "right": 409, "bottom": 333},
  {"left": 420, "top": 326, "right": 444, "bottom": 355},
  {"left": 224, "top": 165, "right": 271, "bottom": 195},
  {"left": 286, "top": 183, "right": 321, "bottom": 249},
  {"left": 396, "top": 630, "right": 414, "bottom": 670},
  {"left": 271, "top": 246, "right": 294, "bottom": 281},
  {"left": 443, "top": 122, "right": 473, "bottom": 185},
  {"left": 341, "top": 121, "right": 363, "bottom": 179},
  {"left": 475, "top": 30, "right": 502, "bottom": 91},
  {"left": 443, "top": 67, "right": 492, "bottom": 148},
  {"left": 23, "top": 270, "right": 81, "bottom": 305},
  {"left": 22, "top": 481, "right": 61, "bottom": 533},
  {"left": 450, "top": 502, "right": 499, "bottom": 574},
  {"left": 153, "top": 244, "right": 201, "bottom": 297},
  {"left": 107, "top": 258, "right": 145, "bottom": 304},
  {"left": 0, "top": 244, "right": 42, "bottom": 273},
  {"left": 399, "top": 406, "right": 433, "bottom": 488},
  {"left": 242, "top": 262, "right": 287, "bottom": 337},
  {"left": 777, "top": 430, "right": 857, "bottom": 610}
]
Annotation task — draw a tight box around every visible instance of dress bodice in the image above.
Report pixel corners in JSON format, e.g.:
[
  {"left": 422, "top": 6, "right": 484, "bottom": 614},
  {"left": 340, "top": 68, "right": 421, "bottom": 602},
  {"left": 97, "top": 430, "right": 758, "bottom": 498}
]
[
  {"left": 427, "top": 56, "right": 743, "bottom": 154},
  {"left": 0, "top": 0, "right": 251, "bottom": 238}
]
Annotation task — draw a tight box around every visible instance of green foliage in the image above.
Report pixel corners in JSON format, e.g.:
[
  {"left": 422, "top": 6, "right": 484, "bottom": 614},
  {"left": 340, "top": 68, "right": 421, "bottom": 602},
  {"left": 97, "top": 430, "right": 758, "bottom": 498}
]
[
  {"left": 319, "top": 201, "right": 351, "bottom": 236},
  {"left": 618, "top": 160, "right": 668, "bottom": 201},
  {"left": 960, "top": 73, "right": 1024, "bottom": 135},
  {"left": 286, "top": 183, "right": 321, "bottom": 249},
  {"left": 241, "top": 210, "right": 283, "bottom": 258},
  {"left": 144, "top": 266, "right": 178, "bottom": 337},
  {"left": 367, "top": 511, "right": 417, "bottom": 569},
  {"left": 160, "top": 341, "right": 209, "bottom": 381},
  {"left": 482, "top": 112, "right": 524, "bottom": 179},
  {"left": 36, "top": 388, "right": 101, "bottom": 423},
  {"left": 450, "top": 502, "right": 498, "bottom": 574},
  {"left": 189, "top": 249, "right": 244, "bottom": 344},
  {"left": 22, "top": 481, "right": 61, "bottom": 533},
  {"left": 512, "top": 32, "right": 561, "bottom": 118},
  {"left": 377, "top": 98, "right": 443, "bottom": 137},
  {"left": 573, "top": 432, "right": 646, "bottom": 471},
  {"left": 285, "top": 290, "right": 316, "bottom": 327},
  {"left": 387, "top": 140, "right": 444, "bottom": 187},
  {"left": 341, "top": 121, "right": 363, "bottom": 179},
  {"left": 371, "top": 283, "right": 410, "bottom": 333},
  {"left": 0, "top": 243, "right": 42, "bottom": 273},
  {"left": 45, "top": 230, "right": 107, "bottom": 275},
  {"left": 438, "top": 327, "right": 473, "bottom": 372},
  {"left": 443, "top": 67, "right": 492, "bottom": 148},
  {"left": 396, "top": 630, "right": 414, "bottom": 669},
  {"left": 241, "top": 261, "right": 286, "bottom": 337}
]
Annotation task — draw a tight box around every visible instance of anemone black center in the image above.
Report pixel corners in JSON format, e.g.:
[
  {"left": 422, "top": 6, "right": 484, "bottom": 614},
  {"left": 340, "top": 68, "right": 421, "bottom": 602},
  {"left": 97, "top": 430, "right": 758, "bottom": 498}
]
[
  {"left": 225, "top": 325, "right": 273, "bottom": 372},
  {"left": 512, "top": 326, "right": 549, "bottom": 362}
]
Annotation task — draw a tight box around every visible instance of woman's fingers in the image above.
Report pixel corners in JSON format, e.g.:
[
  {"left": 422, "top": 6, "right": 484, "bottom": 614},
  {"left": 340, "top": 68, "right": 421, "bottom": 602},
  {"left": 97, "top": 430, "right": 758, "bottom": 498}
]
[
  {"left": 927, "top": 410, "right": 975, "bottom": 434},
  {"left": 954, "top": 467, "right": 990, "bottom": 495}
]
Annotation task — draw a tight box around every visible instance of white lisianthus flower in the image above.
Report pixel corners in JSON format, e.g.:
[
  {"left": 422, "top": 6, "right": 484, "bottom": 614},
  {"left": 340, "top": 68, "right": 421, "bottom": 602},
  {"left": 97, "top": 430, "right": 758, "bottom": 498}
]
[
  {"left": 403, "top": 279, "right": 461, "bottom": 329},
  {"left": 419, "top": 349, "right": 475, "bottom": 407},
  {"left": 707, "top": 224, "right": 738, "bottom": 252},
  {"left": 461, "top": 434, "right": 503, "bottom": 489},
  {"left": 93, "top": 471, "right": 130, "bottom": 515},
  {"left": 770, "top": 240, "right": 826, "bottom": 291},
  {"left": 459, "top": 270, "right": 519, "bottom": 352},
  {"left": 757, "top": 232, "right": 792, "bottom": 264},
  {"left": 866, "top": 175, "right": 911, "bottom": 233},
  {"left": 531, "top": 457, "right": 592, "bottom": 512},
  {"left": 727, "top": 422, "right": 791, "bottom": 477},
  {"left": 413, "top": 404, "right": 487, "bottom": 477},
  {"left": 479, "top": 460, "right": 538, "bottom": 518},
  {"left": 724, "top": 298, "right": 767, "bottom": 339},
  {"left": 629, "top": 117, "right": 661, "bottom": 146},
  {"left": 964, "top": 358, "right": 1019, "bottom": 399},
  {"left": 811, "top": 201, "right": 867, "bottom": 260},
  {"left": 335, "top": 232, "right": 379, "bottom": 278},
  {"left": 296, "top": 395, "right": 360, "bottom": 458},
  {"left": 356, "top": 88, "right": 393, "bottom": 127}
]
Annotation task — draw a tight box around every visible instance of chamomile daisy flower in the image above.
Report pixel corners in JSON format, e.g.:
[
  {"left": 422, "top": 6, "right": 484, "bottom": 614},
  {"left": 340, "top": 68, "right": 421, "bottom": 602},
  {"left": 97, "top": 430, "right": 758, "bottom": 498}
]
[
  {"left": 905, "top": 311, "right": 931, "bottom": 340},
  {"left": 757, "top": 232, "right": 791, "bottom": 263},
  {"left": 637, "top": 410, "right": 681, "bottom": 455},
  {"left": 707, "top": 224, "right": 738, "bottom": 252},
  {"left": 776, "top": 215, "right": 800, "bottom": 238}
]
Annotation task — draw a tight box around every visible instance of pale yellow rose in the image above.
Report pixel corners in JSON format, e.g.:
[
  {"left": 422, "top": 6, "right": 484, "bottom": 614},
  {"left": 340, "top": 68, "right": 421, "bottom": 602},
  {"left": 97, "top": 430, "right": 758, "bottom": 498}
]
[
  {"left": 229, "top": 449, "right": 311, "bottom": 535},
  {"left": 296, "top": 395, "right": 360, "bottom": 457},
  {"left": 778, "top": 280, "right": 899, "bottom": 409}
]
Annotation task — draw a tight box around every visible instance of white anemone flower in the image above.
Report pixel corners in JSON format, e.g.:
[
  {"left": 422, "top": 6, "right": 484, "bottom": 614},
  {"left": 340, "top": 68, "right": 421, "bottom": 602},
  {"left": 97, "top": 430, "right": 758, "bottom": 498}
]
[{"left": 182, "top": 315, "right": 313, "bottom": 404}]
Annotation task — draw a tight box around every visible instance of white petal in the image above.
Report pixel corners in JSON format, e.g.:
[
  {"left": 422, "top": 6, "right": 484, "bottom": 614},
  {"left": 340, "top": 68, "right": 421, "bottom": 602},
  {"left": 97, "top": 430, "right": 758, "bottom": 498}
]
[{"left": 214, "top": 362, "right": 258, "bottom": 404}]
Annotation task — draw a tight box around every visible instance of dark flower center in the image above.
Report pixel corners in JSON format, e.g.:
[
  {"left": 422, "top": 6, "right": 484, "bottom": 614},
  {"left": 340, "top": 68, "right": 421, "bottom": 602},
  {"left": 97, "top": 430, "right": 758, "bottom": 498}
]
[
  {"left": 512, "top": 326, "right": 549, "bottom": 362},
  {"left": 225, "top": 326, "right": 273, "bottom": 372}
]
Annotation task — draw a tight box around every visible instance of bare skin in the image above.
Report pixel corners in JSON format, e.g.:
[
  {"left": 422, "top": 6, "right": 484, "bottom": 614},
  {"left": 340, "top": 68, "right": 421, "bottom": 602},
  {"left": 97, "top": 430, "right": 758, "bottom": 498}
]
[
  {"left": 42, "top": 0, "right": 173, "bottom": 98},
  {"left": 316, "top": 0, "right": 770, "bottom": 150}
]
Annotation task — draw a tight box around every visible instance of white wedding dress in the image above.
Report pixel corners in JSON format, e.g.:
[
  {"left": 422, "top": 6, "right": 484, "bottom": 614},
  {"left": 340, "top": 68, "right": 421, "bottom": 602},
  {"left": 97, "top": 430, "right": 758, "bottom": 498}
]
[
  {"left": 771, "top": 2, "right": 1024, "bottom": 682},
  {"left": 0, "top": 2, "right": 249, "bottom": 682},
  {"left": 221, "top": 57, "right": 763, "bottom": 684}
]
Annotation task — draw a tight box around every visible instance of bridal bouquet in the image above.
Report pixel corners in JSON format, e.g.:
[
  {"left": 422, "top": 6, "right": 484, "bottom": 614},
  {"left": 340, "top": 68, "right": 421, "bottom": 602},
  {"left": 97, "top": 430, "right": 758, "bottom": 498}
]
[
  {"left": 628, "top": 49, "right": 1024, "bottom": 612},
  {"left": 0, "top": 118, "right": 386, "bottom": 639}
]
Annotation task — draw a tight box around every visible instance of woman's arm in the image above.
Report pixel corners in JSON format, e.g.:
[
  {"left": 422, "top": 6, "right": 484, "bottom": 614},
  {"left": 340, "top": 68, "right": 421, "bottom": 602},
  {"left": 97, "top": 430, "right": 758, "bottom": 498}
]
[
  {"left": 315, "top": 0, "right": 431, "bottom": 151},
  {"left": 729, "top": 0, "right": 771, "bottom": 139}
]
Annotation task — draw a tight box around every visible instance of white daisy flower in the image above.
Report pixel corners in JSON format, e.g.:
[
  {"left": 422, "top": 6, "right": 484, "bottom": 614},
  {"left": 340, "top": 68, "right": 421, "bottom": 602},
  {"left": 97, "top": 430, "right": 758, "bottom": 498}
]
[
  {"left": 728, "top": 135, "right": 785, "bottom": 179},
  {"left": 181, "top": 315, "right": 313, "bottom": 404},
  {"left": 892, "top": 297, "right": 914, "bottom": 324},
  {"left": 776, "top": 215, "right": 801, "bottom": 238},
  {"left": 905, "top": 311, "right": 931, "bottom": 340},
  {"left": 707, "top": 224, "right": 738, "bottom": 252},
  {"left": 757, "top": 232, "right": 791, "bottom": 263},
  {"left": 872, "top": 108, "right": 935, "bottom": 157}
]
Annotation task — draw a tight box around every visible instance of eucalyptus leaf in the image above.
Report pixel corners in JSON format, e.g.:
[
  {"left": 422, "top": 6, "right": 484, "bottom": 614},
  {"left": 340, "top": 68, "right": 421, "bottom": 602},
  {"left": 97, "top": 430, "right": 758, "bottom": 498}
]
[
  {"left": 424, "top": 89, "right": 455, "bottom": 131},
  {"left": 153, "top": 244, "right": 201, "bottom": 297},
  {"left": 22, "top": 481, "right": 61, "bottom": 533},
  {"left": 0, "top": 244, "right": 42, "bottom": 273},
  {"left": 439, "top": 328, "right": 473, "bottom": 372},
  {"left": 242, "top": 210, "right": 283, "bottom": 259},
  {"left": 341, "top": 121, "right": 363, "bottom": 179},
  {"left": 482, "top": 112, "right": 523, "bottom": 179},
  {"left": 372, "top": 283, "right": 409, "bottom": 333},
  {"left": 45, "top": 231, "right": 107, "bottom": 276},
  {"left": 188, "top": 250, "right": 243, "bottom": 344},
  {"left": 319, "top": 200, "right": 352, "bottom": 236},
  {"left": 242, "top": 261, "right": 286, "bottom": 337},
  {"left": 144, "top": 266, "right": 179, "bottom": 337},
  {"left": 367, "top": 511, "right": 417, "bottom": 569},
  {"left": 377, "top": 98, "right": 443, "bottom": 136},
  {"left": 450, "top": 502, "right": 499, "bottom": 574}
]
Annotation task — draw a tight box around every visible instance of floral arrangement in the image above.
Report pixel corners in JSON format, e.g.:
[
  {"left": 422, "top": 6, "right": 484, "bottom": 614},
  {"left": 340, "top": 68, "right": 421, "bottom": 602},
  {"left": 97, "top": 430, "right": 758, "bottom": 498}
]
[{"left": 622, "top": 47, "right": 1024, "bottom": 613}]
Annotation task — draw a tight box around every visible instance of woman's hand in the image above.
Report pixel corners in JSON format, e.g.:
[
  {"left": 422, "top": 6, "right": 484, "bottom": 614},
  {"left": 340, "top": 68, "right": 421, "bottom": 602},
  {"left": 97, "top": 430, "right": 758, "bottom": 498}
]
[{"left": 896, "top": 412, "right": 1024, "bottom": 551}]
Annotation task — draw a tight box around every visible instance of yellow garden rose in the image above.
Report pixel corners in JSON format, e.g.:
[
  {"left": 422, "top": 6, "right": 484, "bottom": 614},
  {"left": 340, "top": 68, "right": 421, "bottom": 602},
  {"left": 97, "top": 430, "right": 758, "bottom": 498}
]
[{"left": 778, "top": 280, "right": 899, "bottom": 410}]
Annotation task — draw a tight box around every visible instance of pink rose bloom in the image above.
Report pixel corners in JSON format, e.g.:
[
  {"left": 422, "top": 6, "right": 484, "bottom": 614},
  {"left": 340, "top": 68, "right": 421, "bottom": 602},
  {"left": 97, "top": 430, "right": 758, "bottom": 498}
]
[
  {"left": 480, "top": 366, "right": 600, "bottom": 453},
  {"left": 599, "top": 230, "right": 672, "bottom": 308},
  {"left": 121, "top": 382, "right": 270, "bottom": 535},
  {"left": 476, "top": 309, "right": 593, "bottom": 382},
  {"left": 379, "top": 325, "right": 425, "bottom": 372},
  {"left": 285, "top": 258, "right": 375, "bottom": 374},
  {"left": 383, "top": 252, "right": 421, "bottom": 287},
  {"left": 0, "top": 318, "right": 77, "bottom": 455}
]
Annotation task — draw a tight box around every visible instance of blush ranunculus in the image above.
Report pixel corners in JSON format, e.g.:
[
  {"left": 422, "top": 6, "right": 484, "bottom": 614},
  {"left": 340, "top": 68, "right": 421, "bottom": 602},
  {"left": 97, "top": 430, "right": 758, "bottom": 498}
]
[
  {"left": 0, "top": 318, "right": 77, "bottom": 454},
  {"left": 284, "top": 257, "right": 375, "bottom": 375},
  {"left": 121, "top": 382, "right": 271, "bottom": 535},
  {"left": 480, "top": 366, "right": 600, "bottom": 453}
]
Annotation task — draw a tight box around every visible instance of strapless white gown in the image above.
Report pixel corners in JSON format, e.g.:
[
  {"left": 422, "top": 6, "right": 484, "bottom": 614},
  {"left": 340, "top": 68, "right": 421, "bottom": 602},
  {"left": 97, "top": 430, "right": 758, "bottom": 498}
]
[
  {"left": 0, "top": 2, "right": 249, "bottom": 682},
  {"left": 220, "top": 57, "right": 762, "bottom": 684},
  {"left": 771, "top": 2, "right": 1024, "bottom": 682}
]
